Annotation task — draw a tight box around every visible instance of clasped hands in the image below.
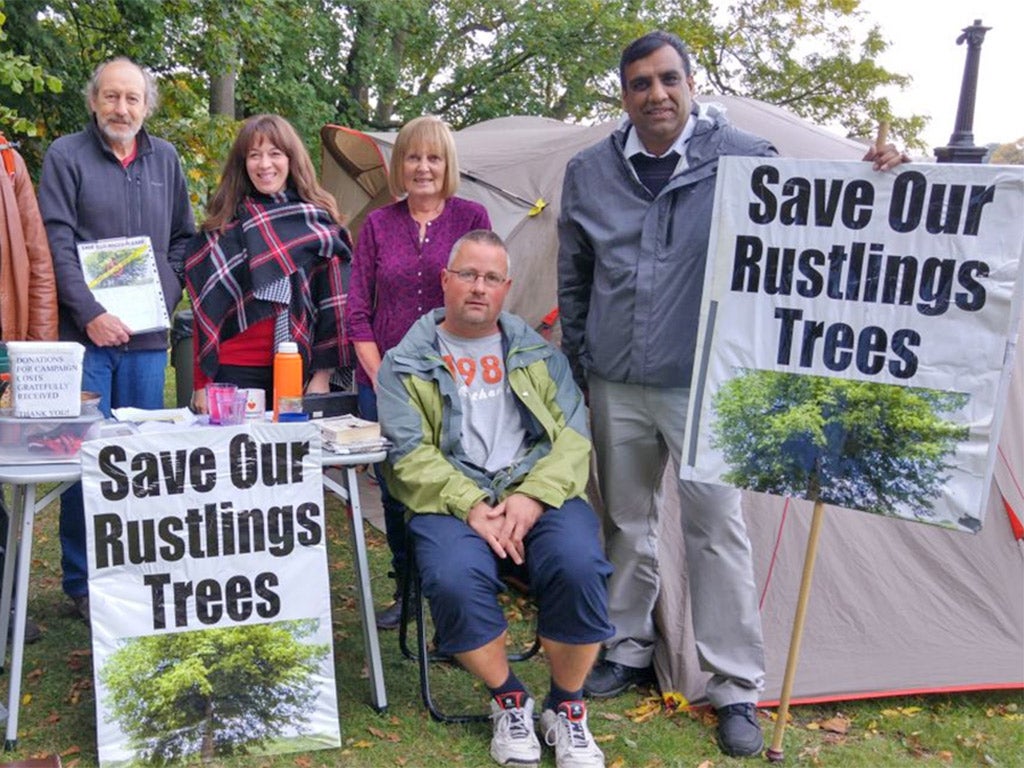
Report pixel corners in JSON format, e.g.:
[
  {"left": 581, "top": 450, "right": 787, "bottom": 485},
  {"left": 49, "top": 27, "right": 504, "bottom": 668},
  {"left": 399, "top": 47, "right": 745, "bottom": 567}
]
[{"left": 467, "top": 493, "right": 545, "bottom": 565}]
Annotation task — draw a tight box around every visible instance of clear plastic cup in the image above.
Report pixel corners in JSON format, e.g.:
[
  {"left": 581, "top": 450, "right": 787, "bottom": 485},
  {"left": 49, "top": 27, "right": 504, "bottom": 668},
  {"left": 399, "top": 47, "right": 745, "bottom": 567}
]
[{"left": 219, "top": 391, "right": 248, "bottom": 426}]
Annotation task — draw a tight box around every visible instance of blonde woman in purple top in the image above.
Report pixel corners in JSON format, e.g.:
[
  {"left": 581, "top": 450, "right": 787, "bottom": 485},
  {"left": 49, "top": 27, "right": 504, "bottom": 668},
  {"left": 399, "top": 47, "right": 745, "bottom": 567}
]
[{"left": 345, "top": 115, "right": 491, "bottom": 629}]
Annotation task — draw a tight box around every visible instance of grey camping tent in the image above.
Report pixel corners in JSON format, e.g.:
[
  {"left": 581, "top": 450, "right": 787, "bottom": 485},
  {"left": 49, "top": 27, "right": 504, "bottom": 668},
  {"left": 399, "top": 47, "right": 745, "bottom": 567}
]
[{"left": 320, "top": 98, "right": 1024, "bottom": 705}]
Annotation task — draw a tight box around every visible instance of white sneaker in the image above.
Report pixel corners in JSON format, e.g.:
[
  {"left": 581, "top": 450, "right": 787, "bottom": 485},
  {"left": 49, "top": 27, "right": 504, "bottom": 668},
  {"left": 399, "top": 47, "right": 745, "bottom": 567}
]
[
  {"left": 490, "top": 692, "right": 541, "bottom": 767},
  {"left": 541, "top": 700, "right": 605, "bottom": 768}
]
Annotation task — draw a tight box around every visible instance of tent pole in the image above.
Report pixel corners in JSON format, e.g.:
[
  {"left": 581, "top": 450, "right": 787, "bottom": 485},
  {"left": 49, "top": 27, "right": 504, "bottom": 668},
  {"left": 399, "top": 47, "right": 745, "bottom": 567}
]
[{"left": 766, "top": 497, "right": 826, "bottom": 762}]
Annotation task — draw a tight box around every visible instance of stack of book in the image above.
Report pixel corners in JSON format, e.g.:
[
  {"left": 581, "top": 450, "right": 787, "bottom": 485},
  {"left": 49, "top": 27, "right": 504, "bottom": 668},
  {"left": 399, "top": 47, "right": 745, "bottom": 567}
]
[{"left": 316, "top": 414, "right": 390, "bottom": 454}]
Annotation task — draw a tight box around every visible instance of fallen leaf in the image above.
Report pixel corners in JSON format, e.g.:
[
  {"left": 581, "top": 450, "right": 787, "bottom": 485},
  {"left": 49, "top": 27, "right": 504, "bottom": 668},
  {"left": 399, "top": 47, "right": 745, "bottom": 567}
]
[
  {"left": 351, "top": 740, "right": 372, "bottom": 748},
  {"left": 608, "top": 758, "right": 625, "bottom": 768},
  {"left": 293, "top": 756, "right": 312, "bottom": 768},
  {"left": 937, "top": 751, "right": 954, "bottom": 762},
  {"left": 693, "top": 707, "right": 718, "bottom": 727},
  {"left": 697, "top": 761, "right": 715, "bottom": 768},
  {"left": 625, "top": 697, "right": 663, "bottom": 723},
  {"left": 594, "top": 734, "right": 616, "bottom": 743},
  {"left": 600, "top": 712, "right": 624, "bottom": 721},
  {"left": 798, "top": 745, "right": 822, "bottom": 763},
  {"left": 820, "top": 716, "right": 850, "bottom": 734},
  {"left": 60, "top": 746, "right": 82, "bottom": 757},
  {"left": 21, "top": 693, "right": 32, "bottom": 705},
  {"left": 661, "top": 691, "right": 689, "bottom": 711},
  {"left": 806, "top": 721, "right": 820, "bottom": 730}
]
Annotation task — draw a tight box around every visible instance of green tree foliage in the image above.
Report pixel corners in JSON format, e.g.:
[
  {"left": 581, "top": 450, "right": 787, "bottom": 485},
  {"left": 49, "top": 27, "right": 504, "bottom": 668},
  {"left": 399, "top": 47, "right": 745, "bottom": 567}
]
[
  {"left": 699, "top": 0, "right": 927, "bottom": 148},
  {"left": 101, "top": 620, "right": 330, "bottom": 763},
  {"left": 711, "top": 370, "right": 968, "bottom": 519},
  {"left": 0, "top": 3, "right": 61, "bottom": 137},
  {"left": 5, "top": 1, "right": 925, "bottom": 198},
  {"left": 989, "top": 137, "right": 1024, "bottom": 165}
]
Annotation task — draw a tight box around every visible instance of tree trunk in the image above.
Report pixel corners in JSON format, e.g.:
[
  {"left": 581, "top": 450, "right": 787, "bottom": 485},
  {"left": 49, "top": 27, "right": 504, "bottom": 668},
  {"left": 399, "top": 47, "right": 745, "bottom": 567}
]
[
  {"left": 201, "top": 699, "right": 215, "bottom": 760},
  {"left": 209, "top": 69, "right": 237, "bottom": 118}
]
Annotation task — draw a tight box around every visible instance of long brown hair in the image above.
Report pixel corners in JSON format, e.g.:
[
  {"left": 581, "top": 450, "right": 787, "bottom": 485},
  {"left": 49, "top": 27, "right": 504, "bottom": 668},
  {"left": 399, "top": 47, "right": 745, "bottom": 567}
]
[{"left": 202, "top": 114, "right": 342, "bottom": 232}]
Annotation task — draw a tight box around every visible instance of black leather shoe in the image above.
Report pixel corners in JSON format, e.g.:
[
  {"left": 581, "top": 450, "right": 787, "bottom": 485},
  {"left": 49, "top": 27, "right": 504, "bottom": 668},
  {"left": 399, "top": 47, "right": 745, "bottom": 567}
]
[
  {"left": 583, "top": 659, "right": 656, "bottom": 698},
  {"left": 7, "top": 611, "right": 42, "bottom": 644},
  {"left": 375, "top": 597, "right": 403, "bottom": 631},
  {"left": 72, "top": 595, "right": 90, "bottom": 623},
  {"left": 716, "top": 702, "right": 764, "bottom": 757}
]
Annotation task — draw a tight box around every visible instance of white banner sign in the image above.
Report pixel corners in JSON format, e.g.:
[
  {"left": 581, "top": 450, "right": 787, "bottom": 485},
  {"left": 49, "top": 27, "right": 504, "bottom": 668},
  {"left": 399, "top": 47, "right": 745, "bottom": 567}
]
[
  {"left": 83, "top": 422, "right": 341, "bottom": 765},
  {"left": 682, "top": 158, "right": 1024, "bottom": 532}
]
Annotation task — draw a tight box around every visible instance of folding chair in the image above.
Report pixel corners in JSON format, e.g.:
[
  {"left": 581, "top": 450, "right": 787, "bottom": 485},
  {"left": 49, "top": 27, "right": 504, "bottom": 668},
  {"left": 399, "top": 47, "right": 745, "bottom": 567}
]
[{"left": 398, "top": 538, "right": 542, "bottom": 724}]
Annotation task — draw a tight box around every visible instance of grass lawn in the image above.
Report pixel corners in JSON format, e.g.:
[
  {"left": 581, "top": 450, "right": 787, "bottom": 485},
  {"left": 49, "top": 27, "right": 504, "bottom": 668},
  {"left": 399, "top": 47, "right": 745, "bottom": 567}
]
[{"left": 1, "top": 366, "right": 1021, "bottom": 766}]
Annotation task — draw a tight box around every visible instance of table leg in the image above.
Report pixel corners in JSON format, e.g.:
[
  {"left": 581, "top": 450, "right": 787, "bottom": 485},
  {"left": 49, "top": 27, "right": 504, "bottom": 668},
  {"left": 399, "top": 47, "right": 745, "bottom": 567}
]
[
  {"left": 0, "top": 485, "right": 23, "bottom": 667},
  {"left": 5, "top": 483, "right": 35, "bottom": 750},
  {"left": 323, "top": 467, "right": 388, "bottom": 712}
]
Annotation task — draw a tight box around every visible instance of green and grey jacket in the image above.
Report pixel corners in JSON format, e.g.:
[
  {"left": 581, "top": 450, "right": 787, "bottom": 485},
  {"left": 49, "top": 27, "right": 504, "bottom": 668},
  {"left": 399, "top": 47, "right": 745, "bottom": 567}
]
[{"left": 376, "top": 309, "right": 591, "bottom": 520}]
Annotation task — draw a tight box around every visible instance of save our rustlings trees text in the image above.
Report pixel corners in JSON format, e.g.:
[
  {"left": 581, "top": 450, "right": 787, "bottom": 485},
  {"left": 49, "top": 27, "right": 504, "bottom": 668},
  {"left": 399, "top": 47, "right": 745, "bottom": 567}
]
[
  {"left": 731, "top": 166, "right": 999, "bottom": 379},
  {"left": 90, "top": 435, "right": 319, "bottom": 630}
]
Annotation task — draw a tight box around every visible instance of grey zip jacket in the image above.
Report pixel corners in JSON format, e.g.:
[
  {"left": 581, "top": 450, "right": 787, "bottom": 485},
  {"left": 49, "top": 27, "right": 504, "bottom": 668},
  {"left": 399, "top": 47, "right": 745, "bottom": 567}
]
[
  {"left": 558, "top": 103, "right": 776, "bottom": 388},
  {"left": 38, "top": 118, "right": 195, "bottom": 350}
]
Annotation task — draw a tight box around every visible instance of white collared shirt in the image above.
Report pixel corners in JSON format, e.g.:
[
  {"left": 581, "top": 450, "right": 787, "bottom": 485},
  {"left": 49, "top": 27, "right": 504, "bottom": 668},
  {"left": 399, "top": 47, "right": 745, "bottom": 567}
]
[{"left": 624, "top": 114, "right": 695, "bottom": 175}]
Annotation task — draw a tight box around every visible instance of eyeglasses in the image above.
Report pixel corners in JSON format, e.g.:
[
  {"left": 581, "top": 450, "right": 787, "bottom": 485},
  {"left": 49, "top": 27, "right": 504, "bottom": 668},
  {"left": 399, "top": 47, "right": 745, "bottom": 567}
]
[{"left": 445, "top": 268, "right": 508, "bottom": 287}]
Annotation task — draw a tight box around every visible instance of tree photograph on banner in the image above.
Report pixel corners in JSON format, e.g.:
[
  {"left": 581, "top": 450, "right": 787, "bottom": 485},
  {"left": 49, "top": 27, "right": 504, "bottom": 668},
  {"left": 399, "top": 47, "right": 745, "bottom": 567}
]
[
  {"left": 81, "top": 423, "right": 341, "bottom": 766},
  {"left": 682, "top": 157, "right": 1024, "bottom": 532}
]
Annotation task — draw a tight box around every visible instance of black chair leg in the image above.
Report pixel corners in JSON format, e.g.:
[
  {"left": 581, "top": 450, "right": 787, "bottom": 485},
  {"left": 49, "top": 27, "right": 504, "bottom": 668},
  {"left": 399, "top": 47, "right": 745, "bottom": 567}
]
[{"left": 399, "top": 532, "right": 540, "bottom": 724}]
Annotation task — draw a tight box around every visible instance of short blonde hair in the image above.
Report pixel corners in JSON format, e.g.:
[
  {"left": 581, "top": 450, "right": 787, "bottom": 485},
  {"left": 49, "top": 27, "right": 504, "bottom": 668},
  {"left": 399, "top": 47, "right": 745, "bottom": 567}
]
[{"left": 388, "top": 116, "right": 460, "bottom": 199}]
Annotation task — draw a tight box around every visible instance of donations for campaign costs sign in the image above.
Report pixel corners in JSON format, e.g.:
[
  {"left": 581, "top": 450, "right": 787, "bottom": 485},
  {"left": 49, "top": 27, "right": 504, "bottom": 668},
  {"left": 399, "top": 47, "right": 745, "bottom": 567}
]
[
  {"left": 682, "top": 158, "right": 1024, "bottom": 532},
  {"left": 82, "top": 422, "right": 341, "bottom": 766}
]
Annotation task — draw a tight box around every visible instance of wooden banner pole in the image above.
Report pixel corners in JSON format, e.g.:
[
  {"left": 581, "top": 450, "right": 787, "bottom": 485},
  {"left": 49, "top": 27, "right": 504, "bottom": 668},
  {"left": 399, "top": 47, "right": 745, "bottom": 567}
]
[{"left": 765, "top": 497, "right": 826, "bottom": 762}]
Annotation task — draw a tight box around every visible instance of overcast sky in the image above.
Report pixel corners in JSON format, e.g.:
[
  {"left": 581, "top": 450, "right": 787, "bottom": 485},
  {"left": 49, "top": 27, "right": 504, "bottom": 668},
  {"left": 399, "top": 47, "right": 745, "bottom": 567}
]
[{"left": 854, "top": 0, "right": 1023, "bottom": 152}]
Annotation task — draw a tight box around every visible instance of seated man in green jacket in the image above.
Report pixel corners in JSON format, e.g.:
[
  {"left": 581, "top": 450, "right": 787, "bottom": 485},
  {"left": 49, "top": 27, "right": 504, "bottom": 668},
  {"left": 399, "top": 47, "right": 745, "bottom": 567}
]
[{"left": 377, "top": 229, "right": 613, "bottom": 768}]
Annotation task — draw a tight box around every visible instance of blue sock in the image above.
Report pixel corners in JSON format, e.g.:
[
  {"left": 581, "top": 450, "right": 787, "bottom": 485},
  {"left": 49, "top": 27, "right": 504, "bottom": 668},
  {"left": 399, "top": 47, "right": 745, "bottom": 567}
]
[
  {"left": 544, "top": 678, "right": 583, "bottom": 711},
  {"left": 489, "top": 672, "right": 529, "bottom": 709}
]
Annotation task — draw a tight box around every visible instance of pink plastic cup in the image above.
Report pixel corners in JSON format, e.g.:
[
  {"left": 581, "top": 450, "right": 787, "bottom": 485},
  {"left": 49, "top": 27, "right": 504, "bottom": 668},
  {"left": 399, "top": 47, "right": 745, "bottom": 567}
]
[{"left": 206, "top": 382, "right": 238, "bottom": 424}]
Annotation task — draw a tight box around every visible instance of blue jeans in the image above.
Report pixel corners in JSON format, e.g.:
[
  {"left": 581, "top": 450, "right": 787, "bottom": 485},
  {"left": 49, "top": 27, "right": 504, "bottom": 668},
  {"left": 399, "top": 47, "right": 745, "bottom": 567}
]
[
  {"left": 60, "top": 346, "right": 167, "bottom": 598},
  {"left": 409, "top": 498, "right": 614, "bottom": 655},
  {"left": 359, "top": 383, "right": 407, "bottom": 590}
]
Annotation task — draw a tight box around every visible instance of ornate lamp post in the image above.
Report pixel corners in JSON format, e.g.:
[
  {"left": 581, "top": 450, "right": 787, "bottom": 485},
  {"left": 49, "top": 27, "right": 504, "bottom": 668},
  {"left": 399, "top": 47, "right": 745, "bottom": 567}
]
[{"left": 934, "top": 19, "right": 990, "bottom": 163}]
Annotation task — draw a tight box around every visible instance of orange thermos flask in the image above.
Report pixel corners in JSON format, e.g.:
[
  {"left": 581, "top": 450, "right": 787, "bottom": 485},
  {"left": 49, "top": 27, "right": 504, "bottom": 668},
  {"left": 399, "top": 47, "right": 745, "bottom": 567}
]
[{"left": 272, "top": 341, "right": 303, "bottom": 421}]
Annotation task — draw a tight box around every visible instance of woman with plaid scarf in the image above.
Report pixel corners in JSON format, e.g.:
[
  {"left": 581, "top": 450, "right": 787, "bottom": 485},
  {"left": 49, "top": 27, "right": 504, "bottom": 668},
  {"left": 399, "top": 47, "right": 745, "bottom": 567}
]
[{"left": 185, "top": 114, "right": 352, "bottom": 414}]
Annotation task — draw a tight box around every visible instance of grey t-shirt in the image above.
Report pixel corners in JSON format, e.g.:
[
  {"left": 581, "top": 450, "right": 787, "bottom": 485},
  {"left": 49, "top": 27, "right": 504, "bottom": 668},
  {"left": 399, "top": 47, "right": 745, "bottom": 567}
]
[{"left": 437, "top": 327, "right": 528, "bottom": 474}]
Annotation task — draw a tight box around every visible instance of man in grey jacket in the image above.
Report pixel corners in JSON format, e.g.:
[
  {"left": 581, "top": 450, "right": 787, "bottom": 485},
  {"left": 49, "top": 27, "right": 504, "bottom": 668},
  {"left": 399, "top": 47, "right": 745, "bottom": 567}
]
[
  {"left": 558, "top": 30, "right": 907, "bottom": 758},
  {"left": 38, "top": 57, "right": 195, "bottom": 621}
]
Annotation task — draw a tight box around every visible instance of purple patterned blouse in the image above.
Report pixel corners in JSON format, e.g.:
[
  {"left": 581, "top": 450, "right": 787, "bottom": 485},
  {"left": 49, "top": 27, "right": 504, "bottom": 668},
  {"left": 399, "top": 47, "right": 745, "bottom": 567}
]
[{"left": 345, "top": 196, "right": 491, "bottom": 385}]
